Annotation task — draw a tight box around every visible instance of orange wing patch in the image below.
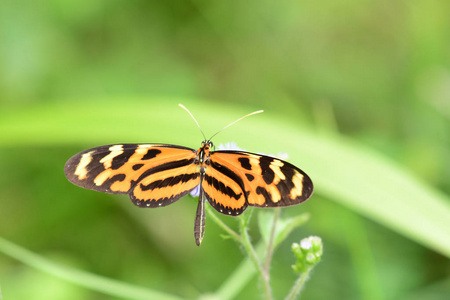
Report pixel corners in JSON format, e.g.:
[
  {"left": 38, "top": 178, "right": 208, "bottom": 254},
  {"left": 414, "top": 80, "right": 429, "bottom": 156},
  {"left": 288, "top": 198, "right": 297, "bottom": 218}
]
[
  {"left": 64, "top": 144, "right": 199, "bottom": 207},
  {"left": 202, "top": 162, "right": 247, "bottom": 215},
  {"left": 209, "top": 151, "right": 313, "bottom": 209},
  {"left": 131, "top": 162, "right": 200, "bottom": 207}
]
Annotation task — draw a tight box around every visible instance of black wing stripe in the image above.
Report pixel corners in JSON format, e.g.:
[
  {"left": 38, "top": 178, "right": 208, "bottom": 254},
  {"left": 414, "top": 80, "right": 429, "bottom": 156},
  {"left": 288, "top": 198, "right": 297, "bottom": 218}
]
[
  {"left": 204, "top": 174, "right": 242, "bottom": 200},
  {"left": 140, "top": 172, "right": 199, "bottom": 191},
  {"left": 135, "top": 158, "right": 196, "bottom": 184},
  {"left": 209, "top": 160, "right": 247, "bottom": 199}
]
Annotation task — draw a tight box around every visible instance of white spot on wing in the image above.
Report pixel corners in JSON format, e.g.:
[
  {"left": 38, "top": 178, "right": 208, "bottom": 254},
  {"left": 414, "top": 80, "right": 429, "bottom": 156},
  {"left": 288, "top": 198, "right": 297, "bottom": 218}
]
[
  {"left": 136, "top": 144, "right": 153, "bottom": 155},
  {"left": 289, "top": 171, "right": 304, "bottom": 199},
  {"left": 74, "top": 151, "right": 94, "bottom": 180},
  {"left": 100, "top": 145, "right": 124, "bottom": 168},
  {"left": 269, "top": 160, "right": 286, "bottom": 182},
  {"left": 94, "top": 171, "right": 111, "bottom": 186}
]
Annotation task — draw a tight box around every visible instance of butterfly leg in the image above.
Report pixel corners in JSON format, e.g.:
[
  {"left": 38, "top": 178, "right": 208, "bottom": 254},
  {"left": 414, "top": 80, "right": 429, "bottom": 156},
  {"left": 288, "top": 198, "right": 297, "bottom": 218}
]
[{"left": 194, "top": 175, "right": 206, "bottom": 246}]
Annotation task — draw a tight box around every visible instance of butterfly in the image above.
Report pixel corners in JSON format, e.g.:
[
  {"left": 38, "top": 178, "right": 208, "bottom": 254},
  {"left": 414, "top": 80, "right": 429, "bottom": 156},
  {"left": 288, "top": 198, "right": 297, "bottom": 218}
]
[{"left": 64, "top": 105, "right": 314, "bottom": 245}]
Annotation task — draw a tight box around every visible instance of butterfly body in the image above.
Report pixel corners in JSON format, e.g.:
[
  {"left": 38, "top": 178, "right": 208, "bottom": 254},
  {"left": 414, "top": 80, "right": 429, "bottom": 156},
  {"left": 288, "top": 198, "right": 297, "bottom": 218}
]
[{"left": 65, "top": 141, "right": 313, "bottom": 245}]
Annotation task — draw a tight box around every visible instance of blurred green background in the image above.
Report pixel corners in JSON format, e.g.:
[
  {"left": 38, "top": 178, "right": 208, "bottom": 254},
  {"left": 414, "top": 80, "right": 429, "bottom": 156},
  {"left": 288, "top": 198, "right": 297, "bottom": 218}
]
[{"left": 1, "top": 0, "right": 449, "bottom": 299}]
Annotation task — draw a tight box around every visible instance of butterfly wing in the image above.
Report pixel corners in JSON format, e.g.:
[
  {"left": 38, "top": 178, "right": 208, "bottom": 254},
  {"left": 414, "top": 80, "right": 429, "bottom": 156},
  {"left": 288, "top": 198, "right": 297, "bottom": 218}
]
[
  {"left": 202, "top": 153, "right": 248, "bottom": 216},
  {"left": 204, "top": 151, "right": 313, "bottom": 215},
  {"left": 64, "top": 144, "right": 200, "bottom": 207}
]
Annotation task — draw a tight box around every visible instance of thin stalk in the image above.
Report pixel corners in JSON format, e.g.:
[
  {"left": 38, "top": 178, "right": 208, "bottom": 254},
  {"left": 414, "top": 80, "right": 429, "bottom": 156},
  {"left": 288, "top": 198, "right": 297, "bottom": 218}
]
[
  {"left": 285, "top": 272, "right": 310, "bottom": 300},
  {"left": 0, "top": 236, "right": 181, "bottom": 300},
  {"left": 215, "top": 241, "right": 267, "bottom": 300},
  {"left": 206, "top": 205, "right": 241, "bottom": 242},
  {"left": 264, "top": 208, "right": 280, "bottom": 273},
  {"left": 239, "top": 218, "right": 273, "bottom": 300}
]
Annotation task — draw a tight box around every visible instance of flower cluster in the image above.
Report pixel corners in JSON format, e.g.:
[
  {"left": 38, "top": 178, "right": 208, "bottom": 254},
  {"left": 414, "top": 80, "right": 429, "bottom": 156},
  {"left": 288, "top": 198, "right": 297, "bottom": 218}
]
[{"left": 291, "top": 236, "right": 323, "bottom": 273}]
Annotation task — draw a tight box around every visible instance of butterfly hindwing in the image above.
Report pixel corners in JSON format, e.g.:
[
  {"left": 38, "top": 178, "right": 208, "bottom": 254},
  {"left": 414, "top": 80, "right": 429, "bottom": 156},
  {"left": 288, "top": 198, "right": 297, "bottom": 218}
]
[
  {"left": 202, "top": 157, "right": 248, "bottom": 216},
  {"left": 131, "top": 158, "right": 200, "bottom": 207},
  {"left": 207, "top": 151, "right": 313, "bottom": 212},
  {"left": 64, "top": 144, "right": 200, "bottom": 207}
]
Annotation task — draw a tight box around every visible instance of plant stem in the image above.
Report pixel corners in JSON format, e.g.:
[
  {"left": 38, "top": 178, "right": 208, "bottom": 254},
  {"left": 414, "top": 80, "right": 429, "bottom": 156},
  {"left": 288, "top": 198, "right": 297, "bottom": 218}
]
[
  {"left": 215, "top": 241, "right": 266, "bottom": 300},
  {"left": 264, "top": 208, "right": 280, "bottom": 273},
  {"left": 206, "top": 205, "right": 242, "bottom": 242},
  {"left": 240, "top": 218, "right": 273, "bottom": 300},
  {"left": 0, "top": 236, "right": 182, "bottom": 300},
  {"left": 285, "top": 271, "right": 310, "bottom": 300}
]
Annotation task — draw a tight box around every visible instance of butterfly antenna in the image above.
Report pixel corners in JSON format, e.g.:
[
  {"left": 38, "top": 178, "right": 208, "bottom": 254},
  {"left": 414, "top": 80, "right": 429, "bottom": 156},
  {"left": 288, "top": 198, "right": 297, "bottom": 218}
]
[
  {"left": 208, "top": 109, "right": 264, "bottom": 141},
  {"left": 179, "top": 104, "right": 207, "bottom": 141}
]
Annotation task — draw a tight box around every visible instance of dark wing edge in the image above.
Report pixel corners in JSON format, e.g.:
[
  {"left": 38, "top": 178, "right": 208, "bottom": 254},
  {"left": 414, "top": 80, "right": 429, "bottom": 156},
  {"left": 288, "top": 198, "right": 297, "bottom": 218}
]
[
  {"left": 211, "top": 151, "right": 314, "bottom": 208},
  {"left": 64, "top": 144, "right": 199, "bottom": 205}
]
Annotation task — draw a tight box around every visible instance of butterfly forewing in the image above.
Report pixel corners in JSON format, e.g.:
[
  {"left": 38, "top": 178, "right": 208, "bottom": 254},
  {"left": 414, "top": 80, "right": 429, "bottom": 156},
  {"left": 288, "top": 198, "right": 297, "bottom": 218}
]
[
  {"left": 209, "top": 151, "right": 313, "bottom": 209},
  {"left": 64, "top": 144, "right": 199, "bottom": 207}
]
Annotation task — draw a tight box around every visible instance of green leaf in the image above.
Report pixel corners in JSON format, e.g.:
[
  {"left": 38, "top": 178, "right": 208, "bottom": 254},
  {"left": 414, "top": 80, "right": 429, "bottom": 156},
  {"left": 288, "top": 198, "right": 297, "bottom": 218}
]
[
  {"left": 258, "top": 211, "right": 310, "bottom": 248},
  {"left": 0, "top": 237, "right": 182, "bottom": 300},
  {"left": 1, "top": 97, "right": 450, "bottom": 259}
]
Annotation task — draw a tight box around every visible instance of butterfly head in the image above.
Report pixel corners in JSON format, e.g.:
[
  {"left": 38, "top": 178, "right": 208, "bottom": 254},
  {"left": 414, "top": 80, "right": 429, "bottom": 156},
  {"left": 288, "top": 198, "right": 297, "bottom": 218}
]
[
  {"left": 197, "top": 140, "right": 213, "bottom": 169},
  {"left": 201, "top": 140, "right": 213, "bottom": 150}
]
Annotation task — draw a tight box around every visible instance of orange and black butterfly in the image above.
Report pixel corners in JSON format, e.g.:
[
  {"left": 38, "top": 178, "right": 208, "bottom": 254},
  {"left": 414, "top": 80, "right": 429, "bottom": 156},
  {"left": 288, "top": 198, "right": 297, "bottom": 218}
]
[{"left": 64, "top": 105, "right": 313, "bottom": 245}]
